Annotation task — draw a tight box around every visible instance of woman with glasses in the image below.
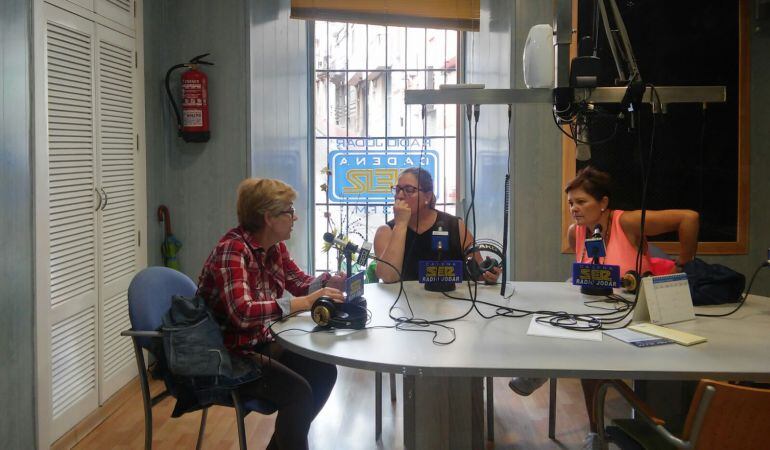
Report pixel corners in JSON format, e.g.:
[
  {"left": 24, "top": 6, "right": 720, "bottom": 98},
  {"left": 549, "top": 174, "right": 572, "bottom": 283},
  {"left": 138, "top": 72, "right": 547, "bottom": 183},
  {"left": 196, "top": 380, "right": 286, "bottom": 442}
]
[
  {"left": 197, "top": 177, "right": 344, "bottom": 450},
  {"left": 373, "top": 167, "right": 502, "bottom": 283}
]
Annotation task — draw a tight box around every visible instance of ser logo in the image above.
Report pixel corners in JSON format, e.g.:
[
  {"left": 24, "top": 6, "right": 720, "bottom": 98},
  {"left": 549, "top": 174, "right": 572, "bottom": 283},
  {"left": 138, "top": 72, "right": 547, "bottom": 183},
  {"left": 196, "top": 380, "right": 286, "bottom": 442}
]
[
  {"left": 343, "top": 168, "right": 399, "bottom": 195},
  {"left": 328, "top": 150, "right": 438, "bottom": 202},
  {"left": 426, "top": 265, "right": 457, "bottom": 277},
  {"left": 579, "top": 268, "right": 612, "bottom": 282}
]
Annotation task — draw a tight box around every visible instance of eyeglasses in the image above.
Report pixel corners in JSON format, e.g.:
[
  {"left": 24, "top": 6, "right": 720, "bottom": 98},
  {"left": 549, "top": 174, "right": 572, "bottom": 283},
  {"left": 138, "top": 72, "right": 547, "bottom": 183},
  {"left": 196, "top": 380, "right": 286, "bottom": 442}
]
[
  {"left": 391, "top": 185, "right": 425, "bottom": 196},
  {"left": 278, "top": 207, "right": 295, "bottom": 217}
]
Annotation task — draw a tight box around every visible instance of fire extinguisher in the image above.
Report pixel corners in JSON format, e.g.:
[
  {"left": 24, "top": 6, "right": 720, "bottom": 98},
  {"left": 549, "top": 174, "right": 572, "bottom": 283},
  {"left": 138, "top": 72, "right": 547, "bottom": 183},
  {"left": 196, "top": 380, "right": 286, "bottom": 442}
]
[{"left": 165, "top": 53, "right": 214, "bottom": 143}]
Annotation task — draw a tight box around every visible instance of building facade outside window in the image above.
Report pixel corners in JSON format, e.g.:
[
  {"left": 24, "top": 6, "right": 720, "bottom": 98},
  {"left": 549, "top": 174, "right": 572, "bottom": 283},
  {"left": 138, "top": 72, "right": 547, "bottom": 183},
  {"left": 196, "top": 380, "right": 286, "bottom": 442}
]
[{"left": 313, "top": 22, "right": 460, "bottom": 274}]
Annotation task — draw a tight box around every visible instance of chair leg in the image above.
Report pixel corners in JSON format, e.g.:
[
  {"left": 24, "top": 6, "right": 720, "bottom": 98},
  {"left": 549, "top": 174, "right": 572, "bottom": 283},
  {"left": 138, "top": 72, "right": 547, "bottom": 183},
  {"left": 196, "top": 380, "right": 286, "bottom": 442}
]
[
  {"left": 389, "top": 373, "right": 397, "bottom": 402},
  {"left": 195, "top": 407, "right": 209, "bottom": 450},
  {"left": 375, "top": 371, "right": 383, "bottom": 441},
  {"left": 485, "top": 377, "right": 494, "bottom": 442},
  {"left": 548, "top": 378, "right": 557, "bottom": 439},
  {"left": 131, "top": 340, "right": 153, "bottom": 450},
  {"left": 231, "top": 391, "right": 248, "bottom": 450}
]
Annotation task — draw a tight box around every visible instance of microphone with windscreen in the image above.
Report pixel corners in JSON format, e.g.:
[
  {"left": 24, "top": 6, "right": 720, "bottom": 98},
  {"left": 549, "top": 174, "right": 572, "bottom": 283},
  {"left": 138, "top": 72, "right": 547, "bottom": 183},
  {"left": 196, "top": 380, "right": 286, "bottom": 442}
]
[
  {"left": 584, "top": 224, "right": 607, "bottom": 261},
  {"left": 322, "top": 232, "right": 372, "bottom": 266},
  {"left": 576, "top": 125, "right": 591, "bottom": 161}
]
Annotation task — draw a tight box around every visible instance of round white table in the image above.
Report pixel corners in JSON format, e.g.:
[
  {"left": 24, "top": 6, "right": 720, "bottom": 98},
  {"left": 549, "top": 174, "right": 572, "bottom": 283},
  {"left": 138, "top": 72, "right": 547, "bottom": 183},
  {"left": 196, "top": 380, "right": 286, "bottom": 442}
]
[{"left": 273, "top": 281, "right": 770, "bottom": 449}]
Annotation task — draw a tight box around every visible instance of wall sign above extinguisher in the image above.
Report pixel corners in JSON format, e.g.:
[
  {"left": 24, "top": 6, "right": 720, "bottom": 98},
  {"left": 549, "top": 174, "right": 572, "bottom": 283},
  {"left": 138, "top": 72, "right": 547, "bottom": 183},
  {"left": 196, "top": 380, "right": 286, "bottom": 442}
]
[{"left": 165, "top": 53, "right": 214, "bottom": 143}]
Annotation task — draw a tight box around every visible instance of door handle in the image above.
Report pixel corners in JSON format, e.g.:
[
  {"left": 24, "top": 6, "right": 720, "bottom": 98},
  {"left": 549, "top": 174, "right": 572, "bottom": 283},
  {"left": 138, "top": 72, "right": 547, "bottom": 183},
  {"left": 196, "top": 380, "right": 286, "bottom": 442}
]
[
  {"left": 100, "top": 188, "right": 108, "bottom": 211},
  {"left": 94, "top": 188, "right": 102, "bottom": 211}
]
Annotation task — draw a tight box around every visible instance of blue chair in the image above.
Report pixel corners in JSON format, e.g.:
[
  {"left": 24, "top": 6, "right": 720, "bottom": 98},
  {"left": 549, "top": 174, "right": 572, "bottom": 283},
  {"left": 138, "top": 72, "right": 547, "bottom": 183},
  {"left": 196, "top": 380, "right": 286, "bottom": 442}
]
[{"left": 122, "top": 266, "right": 276, "bottom": 450}]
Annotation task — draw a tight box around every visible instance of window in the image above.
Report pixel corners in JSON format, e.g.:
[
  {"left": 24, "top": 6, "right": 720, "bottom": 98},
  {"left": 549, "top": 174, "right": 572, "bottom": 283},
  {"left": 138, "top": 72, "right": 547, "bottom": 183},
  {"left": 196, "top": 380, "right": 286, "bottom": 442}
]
[{"left": 313, "top": 22, "right": 460, "bottom": 273}]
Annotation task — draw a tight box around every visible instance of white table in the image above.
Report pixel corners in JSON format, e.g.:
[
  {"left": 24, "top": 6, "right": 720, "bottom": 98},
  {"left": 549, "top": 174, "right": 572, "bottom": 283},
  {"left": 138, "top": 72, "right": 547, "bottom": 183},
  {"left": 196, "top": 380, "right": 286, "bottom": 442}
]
[{"left": 272, "top": 281, "right": 770, "bottom": 449}]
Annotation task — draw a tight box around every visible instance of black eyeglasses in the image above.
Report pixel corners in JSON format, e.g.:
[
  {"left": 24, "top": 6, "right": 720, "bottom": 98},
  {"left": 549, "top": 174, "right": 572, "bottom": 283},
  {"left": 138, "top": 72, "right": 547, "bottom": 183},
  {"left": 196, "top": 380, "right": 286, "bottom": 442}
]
[
  {"left": 278, "top": 207, "right": 295, "bottom": 217},
  {"left": 391, "top": 185, "right": 424, "bottom": 196}
]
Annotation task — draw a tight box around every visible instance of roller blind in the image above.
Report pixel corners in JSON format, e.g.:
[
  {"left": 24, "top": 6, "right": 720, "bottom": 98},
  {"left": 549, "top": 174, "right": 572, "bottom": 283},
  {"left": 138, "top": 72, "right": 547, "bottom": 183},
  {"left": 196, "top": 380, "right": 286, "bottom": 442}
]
[{"left": 290, "top": 0, "right": 479, "bottom": 31}]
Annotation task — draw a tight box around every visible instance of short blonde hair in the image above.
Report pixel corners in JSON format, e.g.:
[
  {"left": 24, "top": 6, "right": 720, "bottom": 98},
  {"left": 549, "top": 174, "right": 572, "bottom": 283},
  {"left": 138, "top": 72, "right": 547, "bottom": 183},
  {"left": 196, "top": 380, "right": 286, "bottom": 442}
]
[{"left": 236, "top": 178, "right": 297, "bottom": 231}]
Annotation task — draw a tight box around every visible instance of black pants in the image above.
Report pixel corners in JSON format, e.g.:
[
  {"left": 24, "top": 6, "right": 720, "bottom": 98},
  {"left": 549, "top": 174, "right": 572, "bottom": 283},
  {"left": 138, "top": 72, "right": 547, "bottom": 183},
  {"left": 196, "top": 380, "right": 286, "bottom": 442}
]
[{"left": 238, "top": 342, "right": 337, "bottom": 450}]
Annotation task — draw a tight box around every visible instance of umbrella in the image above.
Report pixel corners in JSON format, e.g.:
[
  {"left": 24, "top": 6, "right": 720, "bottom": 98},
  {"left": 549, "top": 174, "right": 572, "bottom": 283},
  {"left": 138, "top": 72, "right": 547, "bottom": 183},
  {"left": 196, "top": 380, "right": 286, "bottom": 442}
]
[{"left": 157, "top": 205, "right": 182, "bottom": 270}]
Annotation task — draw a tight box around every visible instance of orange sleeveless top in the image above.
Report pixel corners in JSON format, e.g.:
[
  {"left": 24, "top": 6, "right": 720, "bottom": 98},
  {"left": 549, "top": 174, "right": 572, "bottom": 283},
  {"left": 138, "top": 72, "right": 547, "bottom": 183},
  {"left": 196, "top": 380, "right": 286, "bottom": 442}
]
[{"left": 574, "top": 210, "right": 674, "bottom": 276}]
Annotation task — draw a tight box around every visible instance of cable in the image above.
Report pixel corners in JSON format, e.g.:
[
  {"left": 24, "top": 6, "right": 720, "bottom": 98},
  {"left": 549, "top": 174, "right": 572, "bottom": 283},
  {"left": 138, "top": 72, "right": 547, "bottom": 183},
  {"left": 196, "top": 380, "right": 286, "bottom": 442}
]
[{"left": 500, "top": 104, "right": 512, "bottom": 295}]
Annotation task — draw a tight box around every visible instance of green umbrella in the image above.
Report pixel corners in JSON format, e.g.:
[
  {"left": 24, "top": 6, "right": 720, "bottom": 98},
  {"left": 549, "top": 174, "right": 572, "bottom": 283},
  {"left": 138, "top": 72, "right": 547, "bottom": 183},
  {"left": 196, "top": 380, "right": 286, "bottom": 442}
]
[{"left": 158, "top": 205, "right": 182, "bottom": 270}]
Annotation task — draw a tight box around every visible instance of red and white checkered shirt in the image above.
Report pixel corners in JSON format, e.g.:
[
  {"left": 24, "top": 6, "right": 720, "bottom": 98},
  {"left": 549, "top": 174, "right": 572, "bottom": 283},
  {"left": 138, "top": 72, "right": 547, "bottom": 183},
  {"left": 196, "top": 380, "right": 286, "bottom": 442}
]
[{"left": 197, "top": 226, "right": 317, "bottom": 352}]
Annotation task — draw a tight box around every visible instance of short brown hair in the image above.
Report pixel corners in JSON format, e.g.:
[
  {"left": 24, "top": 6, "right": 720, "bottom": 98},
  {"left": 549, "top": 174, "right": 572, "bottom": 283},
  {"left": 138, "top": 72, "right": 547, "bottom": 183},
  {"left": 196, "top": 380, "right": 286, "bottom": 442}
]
[
  {"left": 565, "top": 166, "right": 612, "bottom": 201},
  {"left": 236, "top": 178, "right": 297, "bottom": 231}
]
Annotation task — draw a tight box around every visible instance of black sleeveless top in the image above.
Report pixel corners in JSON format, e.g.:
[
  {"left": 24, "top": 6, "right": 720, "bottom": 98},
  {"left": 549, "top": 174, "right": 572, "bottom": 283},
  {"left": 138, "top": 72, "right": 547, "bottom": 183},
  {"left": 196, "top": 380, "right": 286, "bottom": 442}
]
[{"left": 386, "top": 210, "right": 465, "bottom": 281}]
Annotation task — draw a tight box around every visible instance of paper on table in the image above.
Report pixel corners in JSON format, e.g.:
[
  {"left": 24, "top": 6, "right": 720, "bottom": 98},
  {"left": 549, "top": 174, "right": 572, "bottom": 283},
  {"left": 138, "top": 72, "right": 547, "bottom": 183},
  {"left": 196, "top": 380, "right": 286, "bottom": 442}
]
[{"left": 526, "top": 315, "right": 603, "bottom": 341}]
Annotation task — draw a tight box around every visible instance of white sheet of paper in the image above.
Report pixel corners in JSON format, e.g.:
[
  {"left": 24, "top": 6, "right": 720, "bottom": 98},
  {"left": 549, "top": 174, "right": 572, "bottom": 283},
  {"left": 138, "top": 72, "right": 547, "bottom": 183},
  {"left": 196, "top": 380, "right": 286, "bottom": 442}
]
[{"left": 526, "top": 315, "right": 603, "bottom": 341}]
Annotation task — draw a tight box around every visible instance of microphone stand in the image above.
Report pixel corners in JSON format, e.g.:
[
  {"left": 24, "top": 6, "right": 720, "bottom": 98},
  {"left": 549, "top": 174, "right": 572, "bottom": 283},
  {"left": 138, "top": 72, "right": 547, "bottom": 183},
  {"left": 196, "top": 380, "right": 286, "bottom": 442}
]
[
  {"left": 344, "top": 249, "right": 353, "bottom": 278},
  {"left": 581, "top": 244, "right": 613, "bottom": 296}
]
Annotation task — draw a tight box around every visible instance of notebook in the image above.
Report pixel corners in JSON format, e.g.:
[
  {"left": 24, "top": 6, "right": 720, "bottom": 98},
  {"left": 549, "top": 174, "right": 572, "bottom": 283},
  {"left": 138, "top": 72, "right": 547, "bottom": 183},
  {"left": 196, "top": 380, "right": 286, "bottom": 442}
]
[{"left": 628, "top": 323, "right": 707, "bottom": 346}]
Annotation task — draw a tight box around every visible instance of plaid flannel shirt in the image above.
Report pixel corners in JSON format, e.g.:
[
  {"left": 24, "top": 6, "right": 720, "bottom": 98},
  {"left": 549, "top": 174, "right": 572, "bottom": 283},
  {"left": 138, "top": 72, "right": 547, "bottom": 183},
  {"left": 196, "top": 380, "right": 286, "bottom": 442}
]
[{"left": 197, "top": 226, "right": 316, "bottom": 352}]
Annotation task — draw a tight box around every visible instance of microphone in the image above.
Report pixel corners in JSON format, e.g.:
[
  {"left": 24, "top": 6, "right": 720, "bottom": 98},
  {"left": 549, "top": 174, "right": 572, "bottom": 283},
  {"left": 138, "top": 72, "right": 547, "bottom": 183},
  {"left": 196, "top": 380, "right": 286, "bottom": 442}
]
[
  {"left": 322, "top": 232, "right": 371, "bottom": 263},
  {"left": 576, "top": 125, "right": 591, "bottom": 161},
  {"left": 584, "top": 223, "right": 606, "bottom": 261},
  {"left": 592, "top": 223, "right": 602, "bottom": 239}
]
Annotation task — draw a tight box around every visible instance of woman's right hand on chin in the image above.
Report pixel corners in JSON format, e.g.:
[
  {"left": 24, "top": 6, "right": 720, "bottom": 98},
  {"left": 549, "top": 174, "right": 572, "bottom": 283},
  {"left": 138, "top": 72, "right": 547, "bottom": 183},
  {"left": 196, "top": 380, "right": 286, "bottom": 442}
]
[{"left": 393, "top": 199, "right": 411, "bottom": 226}]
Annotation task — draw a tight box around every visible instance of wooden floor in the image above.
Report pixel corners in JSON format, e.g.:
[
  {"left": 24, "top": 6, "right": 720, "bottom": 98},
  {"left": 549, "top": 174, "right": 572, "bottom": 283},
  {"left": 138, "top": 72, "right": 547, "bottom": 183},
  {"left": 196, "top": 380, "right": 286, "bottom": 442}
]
[{"left": 73, "top": 368, "right": 630, "bottom": 450}]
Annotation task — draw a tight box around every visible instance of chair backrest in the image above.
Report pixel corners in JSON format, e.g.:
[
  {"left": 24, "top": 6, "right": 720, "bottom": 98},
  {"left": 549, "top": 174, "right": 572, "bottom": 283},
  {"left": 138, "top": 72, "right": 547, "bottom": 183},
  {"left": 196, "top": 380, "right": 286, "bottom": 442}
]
[
  {"left": 682, "top": 379, "right": 770, "bottom": 450},
  {"left": 127, "top": 266, "right": 197, "bottom": 348}
]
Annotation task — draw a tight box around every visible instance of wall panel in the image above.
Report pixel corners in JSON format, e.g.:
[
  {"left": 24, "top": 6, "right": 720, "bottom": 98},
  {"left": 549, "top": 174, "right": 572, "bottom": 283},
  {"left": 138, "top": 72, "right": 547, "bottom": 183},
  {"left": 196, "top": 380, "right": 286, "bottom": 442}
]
[{"left": 0, "top": 0, "right": 36, "bottom": 447}]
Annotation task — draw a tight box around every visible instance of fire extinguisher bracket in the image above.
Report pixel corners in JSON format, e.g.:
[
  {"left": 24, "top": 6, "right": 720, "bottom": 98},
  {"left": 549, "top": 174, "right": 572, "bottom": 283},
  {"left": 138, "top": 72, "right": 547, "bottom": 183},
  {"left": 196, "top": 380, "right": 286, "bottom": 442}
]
[{"left": 165, "top": 53, "right": 214, "bottom": 143}]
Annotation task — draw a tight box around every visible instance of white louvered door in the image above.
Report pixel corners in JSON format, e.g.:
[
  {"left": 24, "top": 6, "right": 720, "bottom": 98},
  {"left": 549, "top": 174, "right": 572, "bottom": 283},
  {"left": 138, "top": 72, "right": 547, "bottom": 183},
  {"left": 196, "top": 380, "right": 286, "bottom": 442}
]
[
  {"left": 95, "top": 0, "right": 134, "bottom": 30},
  {"left": 95, "top": 23, "right": 138, "bottom": 402},
  {"left": 38, "top": 2, "right": 144, "bottom": 443},
  {"left": 43, "top": 4, "right": 100, "bottom": 440}
]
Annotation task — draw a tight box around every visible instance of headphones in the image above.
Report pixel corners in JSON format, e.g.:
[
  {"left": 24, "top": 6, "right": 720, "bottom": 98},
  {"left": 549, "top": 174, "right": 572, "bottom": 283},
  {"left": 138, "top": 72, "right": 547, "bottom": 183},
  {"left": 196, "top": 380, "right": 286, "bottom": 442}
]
[
  {"left": 620, "top": 270, "right": 653, "bottom": 294},
  {"left": 311, "top": 296, "right": 367, "bottom": 329},
  {"left": 464, "top": 241, "right": 505, "bottom": 281}
]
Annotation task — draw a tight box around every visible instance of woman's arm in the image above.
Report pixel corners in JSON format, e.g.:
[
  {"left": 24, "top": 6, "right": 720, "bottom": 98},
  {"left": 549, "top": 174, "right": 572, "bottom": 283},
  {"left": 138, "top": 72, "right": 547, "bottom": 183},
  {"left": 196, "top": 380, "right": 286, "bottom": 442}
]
[
  {"left": 620, "top": 209, "right": 700, "bottom": 264},
  {"left": 373, "top": 200, "right": 411, "bottom": 283},
  {"left": 279, "top": 242, "right": 344, "bottom": 310},
  {"left": 374, "top": 224, "right": 407, "bottom": 283}
]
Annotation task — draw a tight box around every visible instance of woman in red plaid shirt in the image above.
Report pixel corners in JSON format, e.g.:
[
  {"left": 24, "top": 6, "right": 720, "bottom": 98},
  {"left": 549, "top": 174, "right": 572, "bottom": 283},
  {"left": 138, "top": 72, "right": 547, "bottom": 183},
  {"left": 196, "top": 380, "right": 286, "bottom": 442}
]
[{"left": 198, "top": 177, "right": 344, "bottom": 450}]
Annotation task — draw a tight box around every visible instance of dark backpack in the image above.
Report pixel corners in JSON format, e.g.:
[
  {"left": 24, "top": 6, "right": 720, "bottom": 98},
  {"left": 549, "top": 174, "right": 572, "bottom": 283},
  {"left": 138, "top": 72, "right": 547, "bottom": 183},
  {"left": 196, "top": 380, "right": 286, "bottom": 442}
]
[
  {"left": 157, "top": 295, "right": 262, "bottom": 416},
  {"left": 682, "top": 258, "right": 745, "bottom": 306}
]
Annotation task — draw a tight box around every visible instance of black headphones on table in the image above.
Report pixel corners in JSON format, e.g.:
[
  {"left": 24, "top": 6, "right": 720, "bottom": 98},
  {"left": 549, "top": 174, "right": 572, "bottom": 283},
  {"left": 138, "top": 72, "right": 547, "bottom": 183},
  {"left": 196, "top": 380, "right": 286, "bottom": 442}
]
[
  {"left": 311, "top": 296, "right": 367, "bottom": 329},
  {"left": 620, "top": 270, "right": 653, "bottom": 294},
  {"left": 464, "top": 241, "right": 505, "bottom": 281}
]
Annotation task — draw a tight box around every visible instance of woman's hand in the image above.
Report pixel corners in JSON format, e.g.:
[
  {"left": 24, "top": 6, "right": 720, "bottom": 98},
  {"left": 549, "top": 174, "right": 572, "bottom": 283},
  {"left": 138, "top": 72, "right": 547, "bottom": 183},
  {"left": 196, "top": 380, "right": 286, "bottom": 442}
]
[
  {"left": 325, "top": 272, "right": 347, "bottom": 291},
  {"left": 481, "top": 266, "right": 502, "bottom": 284},
  {"left": 393, "top": 199, "right": 411, "bottom": 226},
  {"left": 294, "top": 287, "right": 344, "bottom": 312}
]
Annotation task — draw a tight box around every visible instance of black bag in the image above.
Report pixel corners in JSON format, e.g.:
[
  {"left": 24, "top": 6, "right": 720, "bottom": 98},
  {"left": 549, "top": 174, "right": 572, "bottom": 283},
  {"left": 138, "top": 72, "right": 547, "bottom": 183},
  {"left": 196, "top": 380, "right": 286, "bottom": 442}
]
[{"left": 682, "top": 258, "right": 745, "bottom": 306}]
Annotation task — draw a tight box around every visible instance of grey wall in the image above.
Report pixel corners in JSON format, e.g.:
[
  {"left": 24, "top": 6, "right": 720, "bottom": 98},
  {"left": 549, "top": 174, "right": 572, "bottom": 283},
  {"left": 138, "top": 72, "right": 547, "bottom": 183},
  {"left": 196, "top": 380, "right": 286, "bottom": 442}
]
[
  {"left": 144, "top": 0, "right": 312, "bottom": 279},
  {"left": 0, "top": 0, "right": 36, "bottom": 447},
  {"left": 249, "top": 0, "right": 312, "bottom": 269},
  {"left": 144, "top": 0, "right": 251, "bottom": 279},
  {"left": 468, "top": 0, "right": 770, "bottom": 295}
]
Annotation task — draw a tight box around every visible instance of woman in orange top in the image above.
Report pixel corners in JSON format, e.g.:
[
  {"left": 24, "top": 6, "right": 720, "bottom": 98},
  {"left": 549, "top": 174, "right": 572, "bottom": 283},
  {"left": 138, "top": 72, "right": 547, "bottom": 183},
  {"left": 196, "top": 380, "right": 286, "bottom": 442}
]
[{"left": 511, "top": 166, "right": 700, "bottom": 449}]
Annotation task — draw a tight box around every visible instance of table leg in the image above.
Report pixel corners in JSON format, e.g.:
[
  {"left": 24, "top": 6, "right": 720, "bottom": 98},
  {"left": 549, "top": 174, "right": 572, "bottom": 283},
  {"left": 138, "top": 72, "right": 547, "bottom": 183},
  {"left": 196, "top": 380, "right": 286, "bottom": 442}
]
[
  {"left": 403, "top": 375, "right": 484, "bottom": 450},
  {"left": 375, "top": 371, "right": 383, "bottom": 441}
]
